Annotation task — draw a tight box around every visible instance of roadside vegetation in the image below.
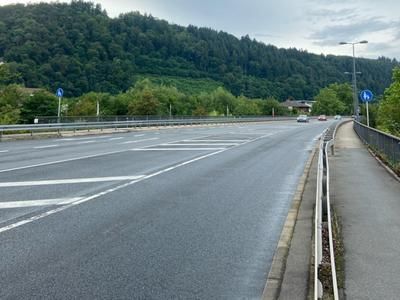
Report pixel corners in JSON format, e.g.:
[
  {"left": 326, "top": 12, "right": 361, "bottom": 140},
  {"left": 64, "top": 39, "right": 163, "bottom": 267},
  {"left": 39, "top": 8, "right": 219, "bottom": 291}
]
[{"left": 0, "top": 63, "right": 290, "bottom": 124}]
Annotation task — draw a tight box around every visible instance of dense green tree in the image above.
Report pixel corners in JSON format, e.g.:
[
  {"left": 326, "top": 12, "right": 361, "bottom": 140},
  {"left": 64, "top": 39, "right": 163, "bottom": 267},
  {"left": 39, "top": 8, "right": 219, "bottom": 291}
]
[
  {"left": 0, "top": 63, "right": 21, "bottom": 87},
  {"left": 20, "top": 91, "right": 58, "bottom": 123},
  {"left": 327, "top": 83, "right": 353, "bottom": 114},
  {"left": 377, "top": 67, "right": 400, "bottom": 136},
  {"left": 262, "top": 97, "right": 287, "bottom": 116},
  {"left": 0, "top": 84, "right": 24, "bottom": 124},
  {"left": 68, "top": 92, "right": 111, "bottom": 116},
  {"left": 312, "top": 88, "right": 346, "bottom": 115},
  {"left": 128, "top": 88, "right": 160, "bottom": 115},
  {"left": 235, "top": 96, "right": 262, "bottom": 116},
  {"left": 211, "top": 87, "right": 237, "bottom": 116}
]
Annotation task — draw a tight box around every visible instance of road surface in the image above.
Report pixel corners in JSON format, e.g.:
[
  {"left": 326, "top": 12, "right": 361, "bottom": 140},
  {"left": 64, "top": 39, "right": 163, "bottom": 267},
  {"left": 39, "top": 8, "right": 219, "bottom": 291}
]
[{"left": 0, "top": 120, "right": 331, "bottom": 299}]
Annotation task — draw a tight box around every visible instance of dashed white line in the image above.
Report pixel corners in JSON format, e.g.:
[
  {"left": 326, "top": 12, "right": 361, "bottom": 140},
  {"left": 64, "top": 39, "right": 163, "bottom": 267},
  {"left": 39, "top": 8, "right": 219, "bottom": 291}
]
[
  {"left": 120, "top": 137, "right": 159, "bottom": 144},
  {"left": 134, "top": 134, "right": 145, "bottom": 137},
  {"left": 0, "top": 198, "right": 84, "bottom": 209},
  {"left": 0, "top": 150, "right": 9, "bottom": 153},
  {"left": 76, "top": 140, "right": 95, "bottom": 144},
  {"left": 0, "top": 176, "right": 144, "bottom": 187},
  {"left": 108, "top": 137, "right": 124, "bottom": 141},
  {"left": 34, "top": 145, "right": 60, "bottom": 149}
]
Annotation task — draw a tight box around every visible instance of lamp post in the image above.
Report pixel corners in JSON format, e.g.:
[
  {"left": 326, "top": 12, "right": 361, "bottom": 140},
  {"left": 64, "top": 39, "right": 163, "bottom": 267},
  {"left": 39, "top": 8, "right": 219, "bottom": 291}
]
[{"left": 339, "top": 40, "right": 368, "bottom": 120}]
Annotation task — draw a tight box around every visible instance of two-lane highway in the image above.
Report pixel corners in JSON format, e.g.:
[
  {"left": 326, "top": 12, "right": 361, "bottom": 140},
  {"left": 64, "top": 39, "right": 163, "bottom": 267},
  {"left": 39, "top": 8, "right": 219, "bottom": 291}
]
[{"left": 0, "top": 120, "right": 331, "bottom": 299}]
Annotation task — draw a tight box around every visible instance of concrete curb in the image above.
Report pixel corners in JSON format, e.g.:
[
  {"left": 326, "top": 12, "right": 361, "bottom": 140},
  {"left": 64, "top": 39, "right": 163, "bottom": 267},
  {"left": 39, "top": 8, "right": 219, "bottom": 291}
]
[{"left": 262, "top": 145, "right": 318, "bottom": 300}]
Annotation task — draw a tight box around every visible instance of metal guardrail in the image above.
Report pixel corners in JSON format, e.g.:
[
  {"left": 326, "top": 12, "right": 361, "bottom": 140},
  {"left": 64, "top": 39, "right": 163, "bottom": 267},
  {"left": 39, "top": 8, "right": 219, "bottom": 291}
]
[
  {"left": 0, "top": 116, "right": 296, "bottom": 140},
  {"left": 314, "top": 123, "right": 340, "bottom": 300},
  {"left": 353, "top": 121, "right": 400, "bottom": 165}
]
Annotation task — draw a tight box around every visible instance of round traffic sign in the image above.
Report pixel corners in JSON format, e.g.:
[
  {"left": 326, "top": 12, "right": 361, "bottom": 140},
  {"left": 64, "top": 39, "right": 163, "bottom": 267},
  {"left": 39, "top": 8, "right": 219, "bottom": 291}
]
[
  {"left": 360, "top": 90, "right": 373, "bottom": 103},
  {"left": 56, "top": 88, "right": 64, "bottom": 98}
]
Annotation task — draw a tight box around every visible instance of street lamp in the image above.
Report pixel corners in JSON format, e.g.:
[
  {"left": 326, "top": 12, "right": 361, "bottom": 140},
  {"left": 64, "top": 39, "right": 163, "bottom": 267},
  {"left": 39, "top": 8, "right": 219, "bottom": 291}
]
[{"left": 339, "top": 40, "right": 368, "bottom": 119}]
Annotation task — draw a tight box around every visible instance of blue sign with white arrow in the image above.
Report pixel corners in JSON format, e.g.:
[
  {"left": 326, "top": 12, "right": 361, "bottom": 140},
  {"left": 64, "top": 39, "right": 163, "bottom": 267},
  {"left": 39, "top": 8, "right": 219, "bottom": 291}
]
[
  {"left": 360, "top": 89, "right": 373, "bottom": 103},
  {"left": 56, "top": 88, "right": 64, "bottom": 98}
]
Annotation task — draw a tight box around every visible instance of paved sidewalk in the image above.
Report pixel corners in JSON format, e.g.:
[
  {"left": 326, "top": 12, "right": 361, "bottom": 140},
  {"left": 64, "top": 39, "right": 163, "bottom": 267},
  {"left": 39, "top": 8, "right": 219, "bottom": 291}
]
[
  {"left": 277, "top": 121, "right": 400, "bottom": 300},
  {"left": 331, "top": 121, "right": 400, "bottom": 299}
]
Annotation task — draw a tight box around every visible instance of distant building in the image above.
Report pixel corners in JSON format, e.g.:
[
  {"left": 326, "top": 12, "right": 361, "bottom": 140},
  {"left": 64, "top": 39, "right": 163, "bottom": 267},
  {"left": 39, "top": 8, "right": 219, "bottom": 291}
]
[{"left": 281, "top": 100, "right": 313, "bottom": 113}]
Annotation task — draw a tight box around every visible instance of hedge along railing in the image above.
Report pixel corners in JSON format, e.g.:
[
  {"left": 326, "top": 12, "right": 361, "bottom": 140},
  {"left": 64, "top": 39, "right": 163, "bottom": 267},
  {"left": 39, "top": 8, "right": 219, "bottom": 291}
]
[
  {"left": 0, "top": 116, "right": 297, "bottom": 140},
  {"left": 353, "top": 121, "right": 400, "bottom": 166}
]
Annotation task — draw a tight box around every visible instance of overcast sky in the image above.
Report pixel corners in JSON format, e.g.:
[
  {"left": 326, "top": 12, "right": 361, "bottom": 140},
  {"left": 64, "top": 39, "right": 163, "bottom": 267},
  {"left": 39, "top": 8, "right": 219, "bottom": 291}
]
[{"left": 1, "top": 0, "right": 399, "bottom": 60}]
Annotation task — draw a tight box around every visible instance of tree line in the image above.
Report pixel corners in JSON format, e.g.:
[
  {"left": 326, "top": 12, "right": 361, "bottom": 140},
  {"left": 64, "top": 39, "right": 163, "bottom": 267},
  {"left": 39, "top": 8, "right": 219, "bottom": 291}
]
[
  {"left": 0, "top": 1, "right": 398, "bottom": 100},
  {"left": 1, "top": 61, "right": 398, "bottom": 138},
  {"left": 0, "top": 64, "right": 288, "bottom": 124}
]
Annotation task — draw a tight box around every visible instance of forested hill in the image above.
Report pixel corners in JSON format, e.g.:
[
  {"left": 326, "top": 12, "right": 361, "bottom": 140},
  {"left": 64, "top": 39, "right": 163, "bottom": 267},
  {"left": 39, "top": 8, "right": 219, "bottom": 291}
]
[{"left": 0, "top": 1, "right": 398, "bottom": 98}]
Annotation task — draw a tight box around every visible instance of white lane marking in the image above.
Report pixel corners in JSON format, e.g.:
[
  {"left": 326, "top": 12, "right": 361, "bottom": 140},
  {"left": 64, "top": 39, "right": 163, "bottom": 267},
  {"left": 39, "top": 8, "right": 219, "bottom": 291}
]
[
  {"left": 183, "top": 139, "right": 250, "bottom": 142},
  {"left": 162, "top": 143, "right": 239, "bottom": 146},
  {"left": 228, "top": 132, "right": 267, "bottom": 135},
  {"left": 0, "top": 176, "right": 144, "bottom": 187},
  {"left": 0, "top": 138, "right": 186, "bottom": 174},
  {"left": 0, "top": 133, "right": 272, "bottom": 234},
  {"left": 0, "top": 149, "right": 130, "bottom": 174},
  {"left": 0, "top": 198, "right": 84, "bottom": 209},
  {"left": 134, "top": 134, "right": 145, "bottom": 137},
  {"left": 34, "top": 145, "right": 60, "bottom": 149},
  {"left": 0, "top": 150, "right": 9, "bottom": 153},
  {"left": 120, "top": 137, "right": 159, "bottom": 144},
  {"left": 75, "top": 140, "right": 95, "bottom": 145},
  {"left": 108, "top": 137, "right": 124, "bottom": 141},
  {"left": 60, "top": 136, "right": 112, "bottom": 141},
  {"left": 130, "top": 148, "right": 225, "bottom": 151}
]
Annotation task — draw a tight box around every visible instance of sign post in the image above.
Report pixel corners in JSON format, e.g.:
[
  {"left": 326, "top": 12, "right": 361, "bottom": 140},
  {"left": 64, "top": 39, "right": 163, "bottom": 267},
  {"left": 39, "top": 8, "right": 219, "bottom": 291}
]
[
  {"left": 56, "top": 88, "right": 64, "bottom": 123},
  {"left": 360, "top": 89, "right": 373, "bottom": 127}
]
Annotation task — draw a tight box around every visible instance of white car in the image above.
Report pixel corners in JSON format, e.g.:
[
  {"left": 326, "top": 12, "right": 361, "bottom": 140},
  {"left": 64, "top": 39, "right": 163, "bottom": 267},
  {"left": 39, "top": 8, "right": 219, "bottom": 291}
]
[{"left": 297, "top": 115, "right": 309, "bottom": 122}]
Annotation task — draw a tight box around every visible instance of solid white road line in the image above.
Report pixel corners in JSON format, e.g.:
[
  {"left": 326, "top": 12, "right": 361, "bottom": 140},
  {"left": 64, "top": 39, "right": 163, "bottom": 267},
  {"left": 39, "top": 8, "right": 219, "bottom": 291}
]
[
  {"left": 120, "top": 137, "right": 159, "bottom": 144},
  {"left": 60, "top": 136, "right": 112, "bottom": 141},
  {"left": 0, "top": 149, "right": 131, "bottom": 174},
  {"left": 108, "top": 137, "right": 124, "bottom": 141},
  {"left": 0, "top": 150, "right": 9, "bottom": 153},
  {"left": 162, "top": 143, "right": 239, "bottom": 146},
  {"left": 182, "top": 139, "right": 250, "bottom": 142},
  {"left": 0, "top": 176, "right": 144, "bottom": 187},
  {"left": 0, "top": 198, "right": 84, "bottom": 209},
  {"left": 0, "top": 132, "right": 272, "bottom": 234},
  {"left": 130, "top": 148, "right": 225, "bottom": 151},
  {"left": 75, "top": 140, "right": 95, "bottom": 144},
  {"left": 134, "top": 134, "right": 145, "bottom": 137},
  {"left": 34, "top": 145, "right": 60, "bottom": 149}
]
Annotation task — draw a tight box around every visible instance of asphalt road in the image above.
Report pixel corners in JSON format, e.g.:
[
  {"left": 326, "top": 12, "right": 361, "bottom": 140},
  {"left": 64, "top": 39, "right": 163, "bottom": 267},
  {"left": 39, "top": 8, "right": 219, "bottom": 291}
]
[{"left": 0, "top": 120, "right": 331, "bottom": 299}]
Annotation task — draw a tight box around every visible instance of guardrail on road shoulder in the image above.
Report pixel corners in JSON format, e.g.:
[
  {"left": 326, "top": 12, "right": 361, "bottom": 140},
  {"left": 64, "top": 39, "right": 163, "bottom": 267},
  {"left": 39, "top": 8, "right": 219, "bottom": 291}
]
[{"left": 0, "top": 116, "right": 297, "bottom": 141}]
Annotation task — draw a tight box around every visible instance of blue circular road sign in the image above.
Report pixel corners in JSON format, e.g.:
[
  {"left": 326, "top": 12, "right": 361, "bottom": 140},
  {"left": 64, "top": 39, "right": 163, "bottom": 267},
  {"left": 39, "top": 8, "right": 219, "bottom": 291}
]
[
  {"left": 360, "top": 90, "right": 373, "bottom": 103},
  {"left": 56, "top": 88, "right": 64, "bottom": 97}
]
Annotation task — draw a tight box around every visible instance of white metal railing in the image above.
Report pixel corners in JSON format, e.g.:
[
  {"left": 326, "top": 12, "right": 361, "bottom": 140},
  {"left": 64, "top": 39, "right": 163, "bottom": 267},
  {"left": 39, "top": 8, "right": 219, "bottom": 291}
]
[{"left": 314, "top": 124, "right": 339, "bottom": 299}]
